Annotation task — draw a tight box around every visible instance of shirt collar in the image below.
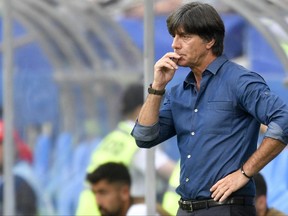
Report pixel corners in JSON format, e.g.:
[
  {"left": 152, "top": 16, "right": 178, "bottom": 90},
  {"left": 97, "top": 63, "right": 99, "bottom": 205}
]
[
  {"left": 183, "top": 55, "right": 228, "bottom": 89},
  {"left": 206, "top": 55, "right": 228, "bottom": 75}
]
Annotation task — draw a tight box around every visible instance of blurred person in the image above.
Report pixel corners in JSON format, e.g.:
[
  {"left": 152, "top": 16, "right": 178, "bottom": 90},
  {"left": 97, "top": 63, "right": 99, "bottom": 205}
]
[
  {"left": 0, "top": 120, "right": 38, "bottom": 216},
  {"left": 87, "top": 162, "right": 147, "bottom": 216},
  {"left": 76, "top": 83, "right": 175, "bottom": 216},
  {"left": 13, "top": 130, "right": 33, "bottom": 165},
  {"left": 131, "top": 2, "right": 288, "bottom": 216},
  {"left": 254, "top": 173, "right": 286, "bottom": 216},
  {"left": 0, "top": 108, "right": 33, "bottom": 164},
  {"left": 162, "top": 161, "right": 181, "bottom": 216}
]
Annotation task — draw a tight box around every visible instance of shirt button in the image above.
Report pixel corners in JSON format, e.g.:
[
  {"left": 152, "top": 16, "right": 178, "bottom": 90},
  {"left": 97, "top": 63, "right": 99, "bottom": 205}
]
[
  {"left": 187, "top": 155, "right": 191, "bottom": 158},
  {"left": 191, "top": 132, "right": 195, "bottom": 136},
  {"left": 186, "top": 178, "right": 189, "bottom": 182},
  {"left": 194, "top": 109, "right": 198, "bottom": 112}
]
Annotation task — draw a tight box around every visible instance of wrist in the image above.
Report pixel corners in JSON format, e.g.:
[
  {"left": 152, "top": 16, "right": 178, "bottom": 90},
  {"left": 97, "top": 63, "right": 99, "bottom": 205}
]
[
  {"left": 148, "top": 83, "right": 165, "bottom": 96},
  {"left": 151, "top": 82, "right": 166, "bottom": 91},
  {"left": 240, "top": 163, "right": 253, "bottom": 180}
]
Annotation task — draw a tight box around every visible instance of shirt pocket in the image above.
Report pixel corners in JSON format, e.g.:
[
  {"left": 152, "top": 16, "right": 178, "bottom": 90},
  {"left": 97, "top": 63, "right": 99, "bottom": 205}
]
[{"left": 203, "top": 101, "right": 234, "bottom": 134}]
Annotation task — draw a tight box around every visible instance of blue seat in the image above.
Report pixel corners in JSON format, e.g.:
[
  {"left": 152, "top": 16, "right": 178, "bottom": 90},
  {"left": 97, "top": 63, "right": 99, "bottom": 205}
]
[
  {"left": 246, "top": 24, "right": 286, "bottom": 75},
  {"left": 43, "top": 132, "right": 73, "bottom": 213},
  {"left": 221, "top": 13, "right": 246, "bottom": 59},
  {"left": 56, "top": 138, "right": 100, "bottom": 216},
  {"left": 33, "top": 134, "right": 53, "bottom": 187}
]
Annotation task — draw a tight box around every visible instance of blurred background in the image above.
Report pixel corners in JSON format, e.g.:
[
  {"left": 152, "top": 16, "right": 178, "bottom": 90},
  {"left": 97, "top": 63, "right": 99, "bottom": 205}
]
[{"left": 0, "top": 0, "right": 288, "bottom": 215}]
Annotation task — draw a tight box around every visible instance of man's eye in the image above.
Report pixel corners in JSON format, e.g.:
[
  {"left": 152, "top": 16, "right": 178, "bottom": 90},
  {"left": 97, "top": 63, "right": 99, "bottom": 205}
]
[{"left": 183, "top": 35, "right": 191, "bottom": 39}]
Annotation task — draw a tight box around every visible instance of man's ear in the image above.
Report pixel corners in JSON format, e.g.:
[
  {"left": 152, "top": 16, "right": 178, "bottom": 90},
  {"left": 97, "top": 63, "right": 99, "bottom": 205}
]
[
  {"left": 206, "top": 38, "right": 215, "bottom": 49},
  {"left": 120, "top": 185, "right": 130, "bottom": 201}
]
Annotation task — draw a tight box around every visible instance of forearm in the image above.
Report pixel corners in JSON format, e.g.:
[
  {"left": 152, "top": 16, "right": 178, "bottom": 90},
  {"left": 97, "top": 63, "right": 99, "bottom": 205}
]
[
  {"left": 210, "top": 137, "right": 286, "bottom": 202},
  {"left": 137, "top": 93, "right": 163, "bottom": 126},
  {"left": 243, "top": 137, "right": 286, "bottom": 177}
]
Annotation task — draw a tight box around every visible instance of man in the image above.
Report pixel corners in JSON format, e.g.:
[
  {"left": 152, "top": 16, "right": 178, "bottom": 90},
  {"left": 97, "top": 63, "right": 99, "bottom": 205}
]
[
  {"left": 131, "top": 2, "right": 288, "bottom": 216},
  {"left": 86, "top": 162, "right": 146, "bottom": 216},
  {"left": 76, "top": 83, "right": 175, "bottom": 215},
  {"left": 254, "top": 173, "right": 286, "bottom": 216}
]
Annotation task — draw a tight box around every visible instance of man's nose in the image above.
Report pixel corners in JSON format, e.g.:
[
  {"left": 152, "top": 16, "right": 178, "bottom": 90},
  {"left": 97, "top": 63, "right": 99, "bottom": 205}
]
[
  {"left": 95, "top": 195, "right": 101, "bottom": 205},
  {"left": 172, "top": 36, "right": 180, "bottom": 50}
]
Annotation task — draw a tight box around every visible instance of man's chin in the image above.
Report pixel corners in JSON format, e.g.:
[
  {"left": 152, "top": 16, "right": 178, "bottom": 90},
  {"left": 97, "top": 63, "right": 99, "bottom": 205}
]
[
  {"left": 99, "top": 209, "right": 109, "bottom": 216},
  {"left": 176, "top": 59, "right": 186, "bottom": 67},
  {"left": 177, "top": 62, "right": 186, "bottom": 68}
]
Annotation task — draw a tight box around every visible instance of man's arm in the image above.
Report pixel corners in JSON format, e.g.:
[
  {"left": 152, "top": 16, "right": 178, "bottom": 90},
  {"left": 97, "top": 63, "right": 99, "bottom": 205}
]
[
  {"left": 137, "top": 93, "right": 163, "bottom": 126},
  {"left": 210, "top": 72, "right": 288, "bottom": 202},
  {"left": 138, "top": 52, "right": 180, "bottom": 126},
  {"left": 131, "top": 53, "right": 180, "bottom": 148},
  {"left": 210, "top": 137, "right": 286, "bottom": 202}
]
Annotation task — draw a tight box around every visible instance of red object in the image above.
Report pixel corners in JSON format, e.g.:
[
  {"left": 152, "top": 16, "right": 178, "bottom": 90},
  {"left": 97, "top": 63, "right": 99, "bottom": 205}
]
[
  {"left": 0, "top": 120, "right": 33, "bottom": 164},
  {"left": 0, "top": 121, "right": 3, "bottom": 143}
]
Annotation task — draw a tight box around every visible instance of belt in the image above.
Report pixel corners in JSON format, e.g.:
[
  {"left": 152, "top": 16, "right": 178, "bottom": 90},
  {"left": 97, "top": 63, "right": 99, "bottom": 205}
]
[{"left": 178, "top": 197, "right": 255, "bottom": 212}]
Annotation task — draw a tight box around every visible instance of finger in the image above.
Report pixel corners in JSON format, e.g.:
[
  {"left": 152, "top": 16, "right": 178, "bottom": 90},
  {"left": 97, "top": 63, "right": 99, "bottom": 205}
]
[
  {"left": 157, "top": 61, "right": 178, "bottom": 70},
  {"left": 165, "top": 52, "right": 181, "bottom": 60},
  {"left": 213, "top": 185, "right": 232, "bottom": 202},
  {"left": 210, "top": 179, "right": 229, "bottom": 197},
  {"left": 161, "top": 55, "right": 178, "bottom": 68},
  {"left": 211, "top": 185, "right": 225, "bottom": 201},
  {"left": 211, "top": 189, "right": 220, "bottom": 201},
  {"left": 210, "top": 178, "right": 224, "bottom": 192},
  {"left": 169, "top": 59, "right": 179, "bottom": 69},
  {"left": 170, "top": 57, "right": 178, "bottom": 63},
  {"left": 219, "top": 192, "right": 230, "bottom": 202},
  {"left": 210, "top": 183, "right": 217, "bottom": 193},
  {"left": 218, "top": 188, "right": 233, "bottom": 202}
]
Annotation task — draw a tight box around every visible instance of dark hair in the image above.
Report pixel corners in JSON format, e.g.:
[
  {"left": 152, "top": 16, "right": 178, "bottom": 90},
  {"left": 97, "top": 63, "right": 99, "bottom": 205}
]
[
  {"left": 166, "top": 1, "right": 225, "bottom": 56},
  {"left": 86, "top": 162, "right": 131, "bottom": 187},
  {"left": 121, "top": 83, "right": 143, "bottom": 116},
  {"left": 254, "top": 173, "right": 267, "bottom": 197}
]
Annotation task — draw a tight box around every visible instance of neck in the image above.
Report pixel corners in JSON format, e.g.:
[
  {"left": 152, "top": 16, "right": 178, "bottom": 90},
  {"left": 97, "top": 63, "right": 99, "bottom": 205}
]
[
  {"left": 191, "top": 55, "right": 217, "bottom": 90},
  {"left": 121, "top": 197, "right": 133, "bottom": 216}
]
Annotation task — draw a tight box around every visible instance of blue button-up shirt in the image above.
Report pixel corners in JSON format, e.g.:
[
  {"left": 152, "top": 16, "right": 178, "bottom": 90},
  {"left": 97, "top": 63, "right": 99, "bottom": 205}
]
[{"left": 131, "top": 55, "right": 288, "bottom": 200}]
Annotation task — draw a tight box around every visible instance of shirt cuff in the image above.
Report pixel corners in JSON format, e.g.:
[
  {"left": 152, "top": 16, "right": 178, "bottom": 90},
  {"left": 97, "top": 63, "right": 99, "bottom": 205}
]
[
  {"left": 131, "top": 120, "right": 160, "bottom": 142},
  {"left": 265, "top": 122, "right": 288, "bottom": 145}
]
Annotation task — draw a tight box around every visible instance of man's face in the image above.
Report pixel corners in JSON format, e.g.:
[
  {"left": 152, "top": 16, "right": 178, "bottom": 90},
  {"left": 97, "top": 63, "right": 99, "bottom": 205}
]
[
  {"left": 171, "top": 29, "right": 215, "bottom": 69},
  {"left": 91, "top": 179, "right": 129, "bottom": 216},
  {"left": 255, "top": 195, "right": 266, "bottom": 216}
]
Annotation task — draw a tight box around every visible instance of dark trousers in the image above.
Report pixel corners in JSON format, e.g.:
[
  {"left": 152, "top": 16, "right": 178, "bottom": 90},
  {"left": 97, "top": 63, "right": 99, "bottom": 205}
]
[{"left": 177, "top": 205, "right": 256, "bottom": 216}]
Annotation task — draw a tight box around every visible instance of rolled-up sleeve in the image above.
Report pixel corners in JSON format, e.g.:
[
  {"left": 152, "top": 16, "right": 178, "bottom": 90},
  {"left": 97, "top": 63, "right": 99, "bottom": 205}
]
[
  {"left": 131, "top": 121, "right": 160, "bottom": 142},
  {"left": 260, "top": 92, "right": 288, "bottom": 145},
  {"left": 131, "top": 91, "right": 176, "bottom": 148},
  {"left": 131, "top": 120, "right": 164, "bottom": 148},
  {"left": 265, "top": 120, "right": 288, "bottom": 145}
]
